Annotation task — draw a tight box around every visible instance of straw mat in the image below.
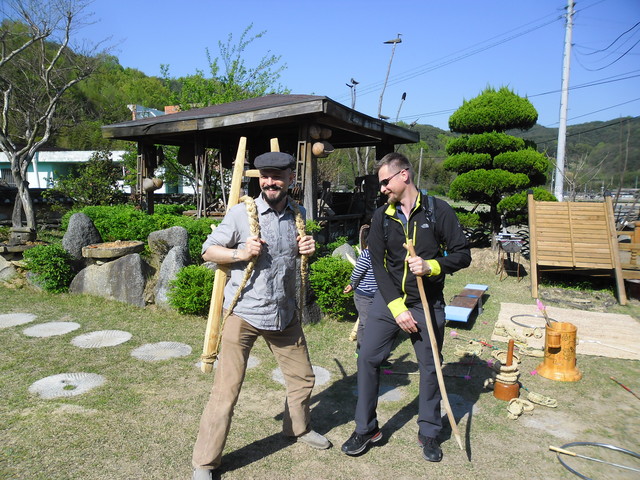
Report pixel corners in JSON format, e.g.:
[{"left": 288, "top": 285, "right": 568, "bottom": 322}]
[{"left": 492, "top": 303, "right": 640, "bottom": 360}]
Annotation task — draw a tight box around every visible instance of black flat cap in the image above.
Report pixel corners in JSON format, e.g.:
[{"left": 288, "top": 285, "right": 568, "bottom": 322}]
[{"left": 254, "top": 152, "right": 296, "bottom": 170}]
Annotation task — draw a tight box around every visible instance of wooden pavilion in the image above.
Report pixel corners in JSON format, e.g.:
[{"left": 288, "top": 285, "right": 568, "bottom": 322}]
[{"left": 101, "top": 94, "right": 419, "bottom": 227}]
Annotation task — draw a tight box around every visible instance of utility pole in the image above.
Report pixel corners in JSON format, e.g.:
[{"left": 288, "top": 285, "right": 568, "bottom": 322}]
[
  {"left": 554, "top": 0, "right": 574, "bottom": 201},
  {"left": 417, "top": 147, "right": 423, "bottom": 190}
]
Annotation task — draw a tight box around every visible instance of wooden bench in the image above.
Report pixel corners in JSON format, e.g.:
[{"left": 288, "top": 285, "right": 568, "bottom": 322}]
[{"left": 445, "top": 284, "right": 489, "bottom": 323}]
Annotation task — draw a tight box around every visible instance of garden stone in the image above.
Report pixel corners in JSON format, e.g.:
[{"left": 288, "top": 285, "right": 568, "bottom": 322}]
[
  {"left": 0, "top": 255, "right": 17, "bottom": 282},
  {"left": 155, "top": 245, "right": 190, "bottom": 308},
  {"left": 62, "top": 212, "right": 102, "bottom": 261},
  {"left": 69, "top": 253, "right": 148, "bottom": 307},
  {"left": 332, "top": 243, "right": 357, "bottom": 264},
  {"left": 148, "top": 226, "right": 189, "bottom": 261}
]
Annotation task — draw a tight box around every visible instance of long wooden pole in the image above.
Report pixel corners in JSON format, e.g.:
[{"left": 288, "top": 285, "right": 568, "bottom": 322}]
[
  {"left": 405, "top": 240, "right": 464, "bottom": 450},
  {"left": 200, "top": 137, "right": 247, "bottom": 373}
]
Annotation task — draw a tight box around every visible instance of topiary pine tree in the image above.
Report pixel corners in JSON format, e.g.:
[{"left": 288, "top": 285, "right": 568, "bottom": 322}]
[{"left": 444, "top": 86, "right": 554, "bottom": 239}]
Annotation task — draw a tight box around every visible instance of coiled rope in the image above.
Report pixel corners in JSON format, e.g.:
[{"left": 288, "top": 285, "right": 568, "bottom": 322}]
[{"left": 213, "top": 195, "right": 307, "bottom": 355}]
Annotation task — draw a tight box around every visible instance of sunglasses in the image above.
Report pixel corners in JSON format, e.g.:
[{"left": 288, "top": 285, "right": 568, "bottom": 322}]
[{"left": 379, "top": 169, "right": 405, "bottom": 187}]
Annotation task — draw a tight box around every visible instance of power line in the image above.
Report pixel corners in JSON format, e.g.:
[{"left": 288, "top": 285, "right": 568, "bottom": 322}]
[
  {"left": 547, "top": 97, "right": 640, "bottom": 125},
  {"left": 580, "top": 20, "right": 640, "bottom": 56},
  {"left": 399, "top": 70, "right": 640, "bottom": 123},
  {"left": 575, "top": 37, "right": 640, "bottom": 71},
  {"left": 335, "top": 9, "right": 564, "bottom": 103}
]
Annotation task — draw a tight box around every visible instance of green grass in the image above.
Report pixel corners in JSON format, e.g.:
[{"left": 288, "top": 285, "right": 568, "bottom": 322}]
[{"left": 1, "top": 254, "right": 639, "bottom": 479}]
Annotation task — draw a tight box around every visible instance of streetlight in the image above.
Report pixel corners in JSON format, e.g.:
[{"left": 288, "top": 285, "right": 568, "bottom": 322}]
[{"left": 378, "top": 34, "right": 402, "bottom": 120}]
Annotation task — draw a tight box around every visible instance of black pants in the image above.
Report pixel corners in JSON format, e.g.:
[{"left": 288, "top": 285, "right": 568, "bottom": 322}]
[{"left": 354, "top": 290, "right": 445, "bottom": 438}]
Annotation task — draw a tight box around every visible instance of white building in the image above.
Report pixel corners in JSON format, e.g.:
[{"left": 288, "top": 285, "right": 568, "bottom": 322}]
[{"left": 0, "top": 150, "right": 194, "bottom": 194}]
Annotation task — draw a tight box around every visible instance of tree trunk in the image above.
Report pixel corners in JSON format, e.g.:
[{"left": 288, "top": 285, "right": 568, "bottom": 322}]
[{"left": 12, "top": 176, "right": 36, "bottom": 230}]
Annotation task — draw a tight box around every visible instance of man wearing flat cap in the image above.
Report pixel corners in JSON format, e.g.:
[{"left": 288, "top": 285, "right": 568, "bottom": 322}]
[{"left": 192, "top": 151, "right": 329, "bottom": 480}]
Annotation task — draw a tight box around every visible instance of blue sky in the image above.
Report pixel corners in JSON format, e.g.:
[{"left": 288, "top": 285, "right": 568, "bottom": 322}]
[{"left": 79, "top": 0, "right": 640, "bottom": 131}]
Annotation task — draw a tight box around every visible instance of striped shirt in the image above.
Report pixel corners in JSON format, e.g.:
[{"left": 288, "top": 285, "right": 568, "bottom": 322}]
[{"left": 349, "top": 248, "right": 378, "bottom": 297}]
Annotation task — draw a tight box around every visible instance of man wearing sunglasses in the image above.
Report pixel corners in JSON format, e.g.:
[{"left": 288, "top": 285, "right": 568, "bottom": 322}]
[{"left": 341, "top": 152, "right": 471, "bottom": 463}]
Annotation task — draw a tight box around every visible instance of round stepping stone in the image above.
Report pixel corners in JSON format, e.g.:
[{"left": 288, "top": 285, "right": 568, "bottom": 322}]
[
  {"left": 23, "top": 321, "right": 81, "bottom": 338},
  {"left": 131, "top": 342, "right": 192, "bottom": 361},
  {"left": 272, "top": 365, "right": 331, "bottom": 387},
  {"left": 446, "top": 393, "right": 479, "bottom": 420},
  {"left": 71, "top": 330, "right": 132, "bottom": 348},
  {"left": 29, "top": 372, "right": 106, "bottom": 399},
  {"left": 0, "top": 313, "right": 36, "bottom": 329}
]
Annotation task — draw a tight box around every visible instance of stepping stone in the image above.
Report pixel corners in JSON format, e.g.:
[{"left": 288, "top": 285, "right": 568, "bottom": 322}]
[
  {"left": 351, "top": 384, "right": 404, "bottom": 402},
  {"left": 0, "top": 313, "right": 36, "bottom": 329},
  {"left": 445, "top": 393, "right": 479, "bottom": 421},
  {"left": 272, "top": 365, "right": 331, "bottom": 387},
  {"left": 29, "top": 372, "right": 106, "bottom": 399},
  {"left": 131, "top": 342, "right": 192, "bottom": 361},
  {"left": 23, "top": 322, "right": 81, "bottom": 338},
  {"left": 71, "top": 330, "right": 132, "bottom": 348}
]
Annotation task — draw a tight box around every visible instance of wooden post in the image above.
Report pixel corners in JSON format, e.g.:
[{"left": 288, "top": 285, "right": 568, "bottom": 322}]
[{"left": 527, "top": 191, "right": 539, "bottom": 299}]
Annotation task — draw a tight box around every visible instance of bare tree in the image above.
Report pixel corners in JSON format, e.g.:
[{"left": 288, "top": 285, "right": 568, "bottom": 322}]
[
  {"left": 557, "top": 152, "right": 606, "bottom": 202},
  {"left": 0, "top": 0, "right": 102, "bottom": 231}
]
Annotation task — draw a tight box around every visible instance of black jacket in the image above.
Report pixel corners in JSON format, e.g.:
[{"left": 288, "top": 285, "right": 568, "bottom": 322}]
[{"left": 369, "top": 192, "right": 471, "bottom": 318}]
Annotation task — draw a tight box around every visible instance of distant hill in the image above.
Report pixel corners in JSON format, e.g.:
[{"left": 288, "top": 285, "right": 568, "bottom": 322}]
[{"left": 411, "top": 116, "right": 640, "bottom": 186}]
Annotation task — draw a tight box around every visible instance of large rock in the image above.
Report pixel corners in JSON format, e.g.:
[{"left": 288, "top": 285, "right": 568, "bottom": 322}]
[
  {"left": 332, "top": 243, "right": 357, "bottom": 265},
  {"left": 69, "top": 253, "right": 148, "bottom": 307},
  {"left": 62, "top": 213, "right": 102, "bottom": 260},
  {"left": 0, "top": 255, "right": 17, "bottom": 282},
  {"left": 148, "top": 226, "right": 189, "bottom": 260},
  {"left": 154, "top": 245, "right": 190, "bottom": 308}
]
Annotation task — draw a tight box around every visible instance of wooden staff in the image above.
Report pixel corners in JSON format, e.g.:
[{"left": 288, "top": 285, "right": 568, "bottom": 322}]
[
  {"left": 200, "top": 137, "right": 281, "bottom": 373},
  {"left": 404, "top": 240, "right": 464, "bottom": 450},
  {"left": 200, "top": 136, "right": 247, "bottom": 373}
]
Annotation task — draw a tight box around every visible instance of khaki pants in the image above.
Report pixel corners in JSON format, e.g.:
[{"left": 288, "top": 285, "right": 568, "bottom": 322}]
[{"left": 192, "top": 313, "right": 315, "bottom": 470}]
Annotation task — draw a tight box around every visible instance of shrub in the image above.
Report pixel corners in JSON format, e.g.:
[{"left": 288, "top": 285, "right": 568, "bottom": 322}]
[
  {"left": 446, "top": 132, "right": 525, "bottom": 156},
  {"left": 22, "top": 244, "right": 75, "bottom": 293},
  {"left": 454, "top": 210, "right": 482, "bottom": 229},
  {"left": 448, "top": 86, "right": 538, "bottom": 134},
  {"left": 309, "top": 256, "right": 356, "bottom": 321},
  {"left": 498, "top": 187, "right": 557, "bottom": 225},
  {"left": 443, "top": 152, "right": 492, "bottom": 173},
  {"left": 167, "top": 265, "right": 215, "bottom": 315},
  {"left": 61, "top": 205, "right": 218, "bottom": 262}
]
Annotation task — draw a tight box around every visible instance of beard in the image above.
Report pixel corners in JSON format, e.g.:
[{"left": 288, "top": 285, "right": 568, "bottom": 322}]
[{"left": 261, "top": 185, "right": 288, "bottom": 207}]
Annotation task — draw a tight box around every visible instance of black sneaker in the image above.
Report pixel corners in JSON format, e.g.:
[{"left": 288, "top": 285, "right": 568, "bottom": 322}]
[
  {"left": 418, "top": 434, "right": 443, "bottom": 462},
  {"left": 341, "top": 428, "right": 383, "bottom": 455}
]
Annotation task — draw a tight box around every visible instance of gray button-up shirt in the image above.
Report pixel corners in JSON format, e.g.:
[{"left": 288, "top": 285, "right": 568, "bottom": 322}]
[{"left": 201, "top": 195, "right": 304, "bottom": 331}]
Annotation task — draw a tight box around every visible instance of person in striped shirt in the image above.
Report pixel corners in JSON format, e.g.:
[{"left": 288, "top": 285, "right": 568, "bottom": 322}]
[{"left": 343, "top": 224, "right": 377, "bottom": 354}]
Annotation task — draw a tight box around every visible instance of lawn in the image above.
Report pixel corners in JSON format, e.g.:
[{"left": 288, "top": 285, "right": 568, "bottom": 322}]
[{"left": 1, "top": 248, "right": 639, "bottom": 479}]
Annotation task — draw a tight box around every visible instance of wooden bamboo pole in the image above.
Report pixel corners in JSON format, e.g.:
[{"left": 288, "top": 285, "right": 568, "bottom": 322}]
[
  {"left": 404, "top": 240, "right": 464, "bottom": 450},
  {"left": 200, "top": 137, "right": 247, "bottom": 373}
]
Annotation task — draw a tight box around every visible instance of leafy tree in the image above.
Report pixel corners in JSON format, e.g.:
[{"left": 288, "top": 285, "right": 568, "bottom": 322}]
[
  {"left": 0, "top": 0, "right": 105, "bottom": 231},
  {"left": 156, "top": 23, "right": 288, "bottom": 215},
  {"left": 161, "top": 23, "right": 288, "bottom": 109},
  {"left": 43, "top": 149, "right": 126, "bottom": 208},
  {"left": 444, "top": 86, "right": 553, "bottom": 237}
]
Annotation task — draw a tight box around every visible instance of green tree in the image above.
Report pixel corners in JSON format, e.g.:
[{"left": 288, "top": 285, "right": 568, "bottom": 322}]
[
  {"left": 162, "top": 23, "right": 288, "bottom": 109},
  {"left": 56, "top": 55, "right": 172, "bottom": 150},
  {"left": 0, "top": 1, "right": 104, "bottom": 231},
  {"left": 156, "top": 23, "right": 288, "bottom": 215},
  {"left": 44, "top": 149, "right": 125, "bottom": 208},
  {"left": 444, "top": 87, "right": 553, "bottom": 237}
]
